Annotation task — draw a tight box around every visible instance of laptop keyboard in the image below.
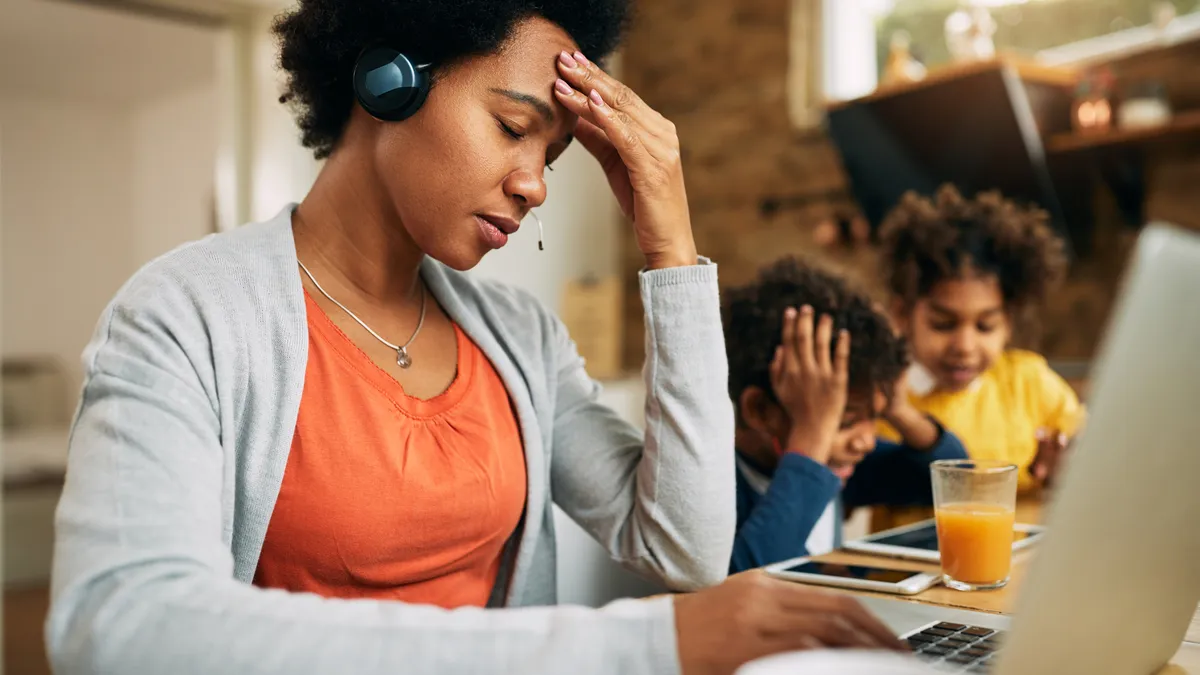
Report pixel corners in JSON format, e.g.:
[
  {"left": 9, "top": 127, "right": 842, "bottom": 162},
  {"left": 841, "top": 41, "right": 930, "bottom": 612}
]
[{"left": 902, "top": 622, "right": 1007, "bottom": 673}]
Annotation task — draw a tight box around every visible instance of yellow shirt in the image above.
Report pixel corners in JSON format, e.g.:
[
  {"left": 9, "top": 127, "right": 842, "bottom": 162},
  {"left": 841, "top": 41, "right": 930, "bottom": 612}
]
[{"left": 873, "top": 350, "right": 1085, "bottom": 531}]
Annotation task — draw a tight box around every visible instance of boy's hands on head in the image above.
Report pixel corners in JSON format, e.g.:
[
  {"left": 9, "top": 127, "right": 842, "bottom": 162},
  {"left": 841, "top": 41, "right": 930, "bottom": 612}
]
[{"left": 770, "top": 306, "right": 850, "bottom": 465}]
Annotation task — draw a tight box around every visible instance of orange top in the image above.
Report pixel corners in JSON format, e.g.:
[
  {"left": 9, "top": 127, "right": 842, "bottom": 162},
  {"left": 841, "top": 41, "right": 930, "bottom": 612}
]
[{"left": 253, "top": 292, "right": 527, "bottom": 608}]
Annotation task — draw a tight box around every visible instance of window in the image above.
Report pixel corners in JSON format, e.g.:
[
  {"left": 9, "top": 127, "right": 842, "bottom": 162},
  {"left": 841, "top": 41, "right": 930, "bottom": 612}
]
[{"left": 805, "top": 0, "right": 1200, "bottom": 111}]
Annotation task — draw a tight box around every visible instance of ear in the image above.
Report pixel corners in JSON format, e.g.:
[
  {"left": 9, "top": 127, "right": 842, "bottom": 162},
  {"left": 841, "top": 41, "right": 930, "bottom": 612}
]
[{"left": 738, "top": 386, "right": 789, "bottom": 438}]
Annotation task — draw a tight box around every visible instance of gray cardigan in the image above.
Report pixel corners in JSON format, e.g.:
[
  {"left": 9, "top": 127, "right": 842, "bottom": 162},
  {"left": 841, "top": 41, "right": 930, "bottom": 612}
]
[{"left": 47, "top": 206, "right": 736, "bottom": 675}]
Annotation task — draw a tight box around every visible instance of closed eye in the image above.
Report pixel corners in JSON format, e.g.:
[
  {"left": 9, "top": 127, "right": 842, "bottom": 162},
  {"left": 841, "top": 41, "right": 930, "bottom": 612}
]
[
  {"left": 497, "top": 119, "right": 525, "bottom": 140},
  {"left": 497, "top": 117, "right": 558, "bottom": 171}
]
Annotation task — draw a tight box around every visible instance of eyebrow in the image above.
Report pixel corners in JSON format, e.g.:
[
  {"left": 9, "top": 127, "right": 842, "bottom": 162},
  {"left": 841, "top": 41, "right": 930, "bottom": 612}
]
[
  {"left": 491, "top": 88, "right": 555, "bottom": 123},
  {"left": 929, "top": 302, "right": 1005, "bottom": 318}
]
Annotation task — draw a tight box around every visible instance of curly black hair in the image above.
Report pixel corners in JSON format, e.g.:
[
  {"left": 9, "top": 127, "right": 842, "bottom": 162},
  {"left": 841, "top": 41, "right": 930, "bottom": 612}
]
[
  {"left": 723, "top": 257, "right": 909, "bottom": 410},
  {"left": 879, "top": 185, "right": 1068, "bottom": 310},
  {"left": 273, "top": 0, "right": 632, "bottom": 159}
]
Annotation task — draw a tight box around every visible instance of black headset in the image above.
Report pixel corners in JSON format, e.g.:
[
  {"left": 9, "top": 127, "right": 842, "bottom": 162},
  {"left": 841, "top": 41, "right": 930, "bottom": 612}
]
[{"left": 352, "top": 46, "right": 432, "bottom": 122}]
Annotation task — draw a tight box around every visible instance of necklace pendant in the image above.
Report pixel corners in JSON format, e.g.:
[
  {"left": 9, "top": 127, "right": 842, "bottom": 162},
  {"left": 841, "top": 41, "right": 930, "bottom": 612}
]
[{"left": 396, "top": 346, "right": 412, "bottom": 369}]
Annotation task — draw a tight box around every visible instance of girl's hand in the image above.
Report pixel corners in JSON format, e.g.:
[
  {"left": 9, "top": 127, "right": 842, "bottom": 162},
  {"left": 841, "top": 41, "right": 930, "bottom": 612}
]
[
  {"left": 881, "top": 371, "right": 941, "bottom": 450},
  {"left": 1031, "top": 429, "right": 1071, "bottom": 489},
  {"left": 553, "top": 50, "right": 696, "bottom": 270},
  {"left": 883, "top": 370, "right": 913, "bottom": 423}
]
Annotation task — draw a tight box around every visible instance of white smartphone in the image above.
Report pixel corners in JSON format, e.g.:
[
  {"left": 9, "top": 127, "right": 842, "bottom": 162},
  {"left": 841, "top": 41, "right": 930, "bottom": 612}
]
[
  {"left": 842, "top": 518, "right": 1046, "bottom": 563},
  {"left": 764, "top": 557, "right": 942, "bottom": 595}
]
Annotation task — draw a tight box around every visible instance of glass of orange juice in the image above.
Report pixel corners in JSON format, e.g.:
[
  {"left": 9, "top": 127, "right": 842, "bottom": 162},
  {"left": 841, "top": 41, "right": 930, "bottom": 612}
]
[{"left": 931, "top": 460, "right": 1018, "bottom": 591}]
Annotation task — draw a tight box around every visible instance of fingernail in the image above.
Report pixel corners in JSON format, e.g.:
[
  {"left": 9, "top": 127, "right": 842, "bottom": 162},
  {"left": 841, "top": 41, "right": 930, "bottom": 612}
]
[
  {"left": 801, "top": 305, "right": 813, "bottom": 314},
  {"left": 574, "top": 51, "right": 589, "bottom": 65},
  {"left": 785, "top": 307, "right": 797, "bottom": 318},
  {"left": 555, "top": 78, "right": 572, "bottom": 95},
  {"left": 588, "top": 89, "right": 605, "bottom": 107},
  {"left": 558, "top": 51, "right": 578, "bottom": 68}
]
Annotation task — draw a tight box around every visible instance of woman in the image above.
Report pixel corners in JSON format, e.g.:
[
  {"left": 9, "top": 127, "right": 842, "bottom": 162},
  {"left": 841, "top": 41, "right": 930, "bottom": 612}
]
[{"left": 47, "top": 1, "right": 903, "bottom": 673}]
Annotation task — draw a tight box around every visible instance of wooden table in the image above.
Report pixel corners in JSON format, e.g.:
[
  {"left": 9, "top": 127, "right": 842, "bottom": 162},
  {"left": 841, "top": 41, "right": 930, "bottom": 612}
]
[
  {"left": 813, "top": 500, "right": 1042, "bottom": 615},
  {"left": 811, "top": 500, "right": 1200, "bottom": 671}
]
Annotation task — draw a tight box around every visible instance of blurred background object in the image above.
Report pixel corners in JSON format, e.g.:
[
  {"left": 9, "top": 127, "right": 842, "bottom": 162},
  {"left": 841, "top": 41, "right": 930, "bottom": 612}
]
[
  {"left": 2, "top": 357, "right": 67, "bottom": 433},
  {"left": 560, "top": 276, "right": 625, "bottom": 381},
  {"left": 944, "top": 4, "right": 998, "bottom": 63},
  {"left": 1118, "top": 78, "right": 1172, "bottom": 128},
  {"left": 1072, "top": 67, "right": 1116, "bottom": 132},
  {"left": 882, "top": 30, "right": 929, "bottom": 85}
]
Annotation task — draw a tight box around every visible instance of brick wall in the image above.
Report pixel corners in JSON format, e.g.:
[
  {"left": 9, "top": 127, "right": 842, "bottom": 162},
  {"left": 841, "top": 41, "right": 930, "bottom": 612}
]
[{"left": 616, "top": 0, "right": 1197, "bottom": 369}]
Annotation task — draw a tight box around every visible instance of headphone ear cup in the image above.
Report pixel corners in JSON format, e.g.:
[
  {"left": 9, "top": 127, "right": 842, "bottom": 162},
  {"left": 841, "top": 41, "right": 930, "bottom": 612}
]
[{"left": 353, "top": 46, "right": 430, "bottom": 122}]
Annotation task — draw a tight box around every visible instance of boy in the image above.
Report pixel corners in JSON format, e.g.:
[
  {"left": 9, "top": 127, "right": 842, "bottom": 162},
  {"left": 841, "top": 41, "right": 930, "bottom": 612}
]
[{"left": 724, "top": 257, "right": 965, "bottom": 572}]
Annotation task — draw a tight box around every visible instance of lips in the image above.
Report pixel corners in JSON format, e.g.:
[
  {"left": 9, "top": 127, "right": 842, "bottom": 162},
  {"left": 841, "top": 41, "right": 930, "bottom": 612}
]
[
  {"left": 476, "top": 213, "right": 521, "bottom": 235},
  {"left": 942, "top": 365, "right": 978, "bottom": 386},
  {"left": 474, "top": 214, "right": 521, "bottom": 250}
]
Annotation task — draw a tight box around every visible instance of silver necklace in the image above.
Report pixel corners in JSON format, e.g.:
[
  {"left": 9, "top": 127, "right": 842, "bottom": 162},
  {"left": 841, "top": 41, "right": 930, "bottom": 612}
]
[{"left": 298, "top": 261, "right": 426, "bottom": 369}]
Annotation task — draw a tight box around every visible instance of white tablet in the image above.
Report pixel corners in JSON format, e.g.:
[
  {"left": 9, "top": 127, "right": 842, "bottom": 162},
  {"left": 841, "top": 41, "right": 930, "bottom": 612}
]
[
  {"left": 764, "top": 557, "right": 942, "bottom": 595},
  {"left": 843, "top": 518, "right": 1046, "bottom": 563}
]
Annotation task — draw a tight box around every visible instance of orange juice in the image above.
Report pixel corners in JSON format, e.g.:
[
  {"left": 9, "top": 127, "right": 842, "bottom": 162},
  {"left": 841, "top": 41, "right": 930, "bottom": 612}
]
[{"left": 935, "top": 502, "right": 1015, "bottom": 585}]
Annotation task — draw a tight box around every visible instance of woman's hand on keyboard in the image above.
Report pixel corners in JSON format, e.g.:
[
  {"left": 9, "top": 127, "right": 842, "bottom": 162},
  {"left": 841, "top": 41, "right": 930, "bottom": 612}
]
[{"left": 673, "top": 571, "right": 908, "bottom": 675}]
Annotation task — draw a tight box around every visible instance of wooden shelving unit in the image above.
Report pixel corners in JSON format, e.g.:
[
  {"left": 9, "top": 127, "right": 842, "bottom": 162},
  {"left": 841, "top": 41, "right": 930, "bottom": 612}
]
[{"left": 1047, "top": 109, "right": 1200, "bottom": 154}]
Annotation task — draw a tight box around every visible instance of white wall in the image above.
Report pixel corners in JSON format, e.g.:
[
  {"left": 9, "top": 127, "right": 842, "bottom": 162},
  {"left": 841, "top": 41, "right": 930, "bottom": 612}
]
[
  {"left": 247, "top": 9, "right": 322, "bottom": 224},
  {"left": 0, "top": 85, "right": 217, "bottom": 417},
  {"left": 0, "top": 0, "right": 221, "bottom": 421},
  {"left": 132, "top": 85, "right": 219, "bottom": 264},
  {"left": 0, "top": 98, "right": 138, "bottom": 404}
]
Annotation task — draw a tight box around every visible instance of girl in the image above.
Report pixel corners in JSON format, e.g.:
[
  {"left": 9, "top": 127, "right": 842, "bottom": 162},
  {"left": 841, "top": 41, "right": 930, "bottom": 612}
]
[{"left": 874, "top": 185, "right": 1084, "bottom": 529}]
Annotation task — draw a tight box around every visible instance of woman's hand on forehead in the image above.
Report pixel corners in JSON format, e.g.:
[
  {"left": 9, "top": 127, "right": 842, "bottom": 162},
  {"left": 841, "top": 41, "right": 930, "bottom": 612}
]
[{"left": 551, "top": 50, "right": 697, "bottom": 269}]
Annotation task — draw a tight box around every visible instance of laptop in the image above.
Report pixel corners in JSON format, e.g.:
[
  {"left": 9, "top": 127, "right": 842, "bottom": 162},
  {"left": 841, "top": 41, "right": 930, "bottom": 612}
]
[{"left": 870, "top": 223, "right": 1200, "bottom": 674}]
